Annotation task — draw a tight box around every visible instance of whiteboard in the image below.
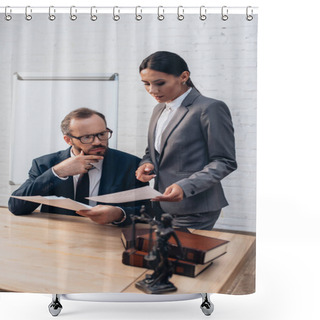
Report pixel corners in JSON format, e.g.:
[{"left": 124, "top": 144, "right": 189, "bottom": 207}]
[{"left": 10, "top": 73, "right": 119, "bottom": 185}]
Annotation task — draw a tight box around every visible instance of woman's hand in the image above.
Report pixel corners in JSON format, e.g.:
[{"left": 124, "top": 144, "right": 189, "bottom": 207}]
[
  {"left": 135, "top": 163, "right": 156, "bottom": 182},
  {"left": 152, "top": 184, "right": 184, "bottom": 202}
]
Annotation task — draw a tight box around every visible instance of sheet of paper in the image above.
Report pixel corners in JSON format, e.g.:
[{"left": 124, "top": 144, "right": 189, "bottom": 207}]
[
  {"left": 11, "top": 195, "right": 92, "bottom": 211},
  {"left": 86, "top": 186, "right": 162, "bottom": 203}
]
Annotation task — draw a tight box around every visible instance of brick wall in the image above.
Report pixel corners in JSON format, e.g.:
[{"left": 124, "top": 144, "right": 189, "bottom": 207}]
[{"left": 0, "top": 13, "right": 257, "bottom": 232}]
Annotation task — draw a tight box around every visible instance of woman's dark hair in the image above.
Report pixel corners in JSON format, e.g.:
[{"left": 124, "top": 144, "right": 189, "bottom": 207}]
[{"left": 139, "top": 51, "right": 196, "bottom": 88}]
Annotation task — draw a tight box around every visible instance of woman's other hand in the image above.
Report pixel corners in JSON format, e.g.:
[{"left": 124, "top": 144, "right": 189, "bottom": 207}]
[
  {"left": 152, "top": 183, "right": 184, "bottom": 202},
  {"left": 135, "top": 163, "right": 156, "bottom": 182}
]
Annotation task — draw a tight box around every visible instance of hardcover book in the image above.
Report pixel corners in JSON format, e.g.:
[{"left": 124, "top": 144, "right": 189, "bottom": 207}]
[
  {"left": 137, "top": 230, "right": 229, "bottom": 264},
  {"left": 122, "top": 248, "right": 213, "bottom": 278}
]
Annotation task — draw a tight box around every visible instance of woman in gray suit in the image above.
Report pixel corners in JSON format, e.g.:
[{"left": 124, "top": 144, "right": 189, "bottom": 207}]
[{"left": 136, "top": 51, "right": 237, "bottom": 230}]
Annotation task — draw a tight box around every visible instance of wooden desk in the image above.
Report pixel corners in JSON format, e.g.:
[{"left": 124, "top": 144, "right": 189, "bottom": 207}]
[{"left": 0, "top": 208, "right": 255, "bottom": 294}]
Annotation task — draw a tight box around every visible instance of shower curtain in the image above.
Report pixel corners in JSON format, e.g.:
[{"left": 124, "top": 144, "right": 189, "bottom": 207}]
[{"left": 0, "top": 6, "right": 257, "bottom": 297}]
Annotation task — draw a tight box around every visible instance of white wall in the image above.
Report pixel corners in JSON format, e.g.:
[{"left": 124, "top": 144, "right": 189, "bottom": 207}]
[{"left": 0, "top": 13, "right": 257, "bottom": 232}]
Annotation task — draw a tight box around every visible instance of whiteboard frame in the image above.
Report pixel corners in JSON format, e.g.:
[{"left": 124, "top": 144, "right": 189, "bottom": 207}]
[{"left": 9, "top": 72, "right": 119, "bottom": 185}]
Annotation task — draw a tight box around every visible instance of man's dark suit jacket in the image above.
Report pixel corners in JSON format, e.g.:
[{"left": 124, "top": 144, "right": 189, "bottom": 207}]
[{"left": 8, "top": 147, "right": 147, "bottom": 226}]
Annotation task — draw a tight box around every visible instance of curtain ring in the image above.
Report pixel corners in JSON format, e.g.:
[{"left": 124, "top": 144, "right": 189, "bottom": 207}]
[
  {"left": 70, "top": 6, "right": 77, "bottom": 21},
  {"left": 5, "top": 6, "right": 12, "bottom": 21},
  {"left": 135, "top": 6, "right": 142, "bottom": 21},
  {"left": 177, "top": 6, "right": 184, "bottom": 21},
  {"left": 200, "top": 6, "right": 207, "bottom": 21},
  {"left": 246, "top": 6, "right": 254, "bottom": 21},
  {"left": 221, "top": 6, "right": 228, "bottom": 21},
  {"left": 49, "top": 6, "right": 56, "bottom": 21},
  {"left": 90, "top": 6, "right": 98, "bottom": 21},
  {"left": 113, "top": 6, "right": 120, "bottom": 21},
  {"left": 25, "top": 6, "right": 32, "bottom": 21},
  {"left": 157, "top": 6, "right": 164, "bottom": 21}
]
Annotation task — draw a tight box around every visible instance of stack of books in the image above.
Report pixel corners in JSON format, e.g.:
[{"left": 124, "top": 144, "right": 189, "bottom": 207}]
[{"left": 121, "top": 228, "right": 229, "bottom": 278}]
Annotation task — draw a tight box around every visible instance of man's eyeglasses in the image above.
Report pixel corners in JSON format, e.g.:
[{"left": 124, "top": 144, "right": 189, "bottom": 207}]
[{"left": 68, "top": 128, "right": 113, "bottom": 144}]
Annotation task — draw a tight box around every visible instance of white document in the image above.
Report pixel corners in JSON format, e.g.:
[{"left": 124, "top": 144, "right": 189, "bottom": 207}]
[
  {"left": 86, "top": 186, "right": 162, "bottom": 203},
  {"left": 11, "top": 195, "right": 92, "bottom": 211}
]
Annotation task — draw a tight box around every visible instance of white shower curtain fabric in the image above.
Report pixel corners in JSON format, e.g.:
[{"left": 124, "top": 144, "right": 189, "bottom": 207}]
[{"left": 0, "top": 11, "right": 257, "bottom": 295}]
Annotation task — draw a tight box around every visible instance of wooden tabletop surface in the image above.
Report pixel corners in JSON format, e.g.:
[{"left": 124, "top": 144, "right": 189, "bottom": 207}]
[{"left": 0, "top": 208, "right": 255, "bottom": 294}]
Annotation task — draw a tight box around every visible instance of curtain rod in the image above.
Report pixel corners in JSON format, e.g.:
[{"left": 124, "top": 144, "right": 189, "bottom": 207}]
[
  {"left": 0, "top": 6, "right": 258, "bottom": 21},
  {"left": 0, "top": 6, "right": 258, "bottom": 14}
]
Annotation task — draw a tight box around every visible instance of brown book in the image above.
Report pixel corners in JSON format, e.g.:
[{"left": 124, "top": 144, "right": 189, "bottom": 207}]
[
  {"left": 122, "top": 248, "right": 213, "bottom": 278},
  {"left": 120, "top": 227, "right": 191, "bottom": 250},
  {"left": 121, "top": 227, "right": 150, "bottom": 249},
  {"left": 137, "top": 230, "right": 229, "bottom": 264}
]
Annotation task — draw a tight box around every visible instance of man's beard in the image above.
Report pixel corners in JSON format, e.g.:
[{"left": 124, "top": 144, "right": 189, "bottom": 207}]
[
  {"left": 86, "top": 145, "right": 107, "bottom": 156},
  {"left": 73, "top": 144, "right": 107, "bottom": 156}
]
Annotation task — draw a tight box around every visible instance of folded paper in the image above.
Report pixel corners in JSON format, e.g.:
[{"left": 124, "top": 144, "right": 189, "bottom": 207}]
[
  {"left": 11, "top": 195, "right": 92, "bottom": 211},
  {"left": 86, "top": 186, "right": 162, "bottom": 203}
]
